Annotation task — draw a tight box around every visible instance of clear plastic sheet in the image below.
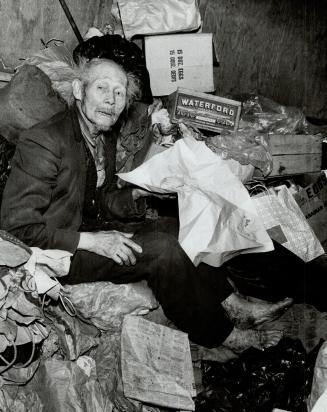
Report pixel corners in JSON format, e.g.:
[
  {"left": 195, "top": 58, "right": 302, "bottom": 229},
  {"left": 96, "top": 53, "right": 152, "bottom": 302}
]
[
  {"left": 239, "top": 94, "right": 326, "bottom": 135},
  {"left": 204, "top": 129, "right": 273, "bottom": 177}
]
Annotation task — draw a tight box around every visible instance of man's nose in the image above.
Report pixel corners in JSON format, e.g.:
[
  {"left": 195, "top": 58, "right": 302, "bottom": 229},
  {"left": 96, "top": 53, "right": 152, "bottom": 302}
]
[{"left": 104, "top": 89, "right": 115, "bottom": 105}]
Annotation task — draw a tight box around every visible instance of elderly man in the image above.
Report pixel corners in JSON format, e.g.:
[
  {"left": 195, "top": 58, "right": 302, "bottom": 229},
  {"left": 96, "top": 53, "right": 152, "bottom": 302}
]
[{"left": 1, "top": 58, "right": 291, "bottom": 351}]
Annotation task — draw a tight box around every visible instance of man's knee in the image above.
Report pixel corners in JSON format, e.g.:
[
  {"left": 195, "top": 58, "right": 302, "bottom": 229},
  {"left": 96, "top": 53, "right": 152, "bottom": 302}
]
[{"left": 149, "top": 232, "right": 185, "bottom": 260}]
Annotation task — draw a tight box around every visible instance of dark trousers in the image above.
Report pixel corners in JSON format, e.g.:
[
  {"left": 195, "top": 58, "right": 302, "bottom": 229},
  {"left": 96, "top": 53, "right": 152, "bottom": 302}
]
[
  {"left": 226, "top": 241, "right": 327, "bottom": 312},
  {"left": 65, "top": 219, "right": 234, "bottom": 348}
]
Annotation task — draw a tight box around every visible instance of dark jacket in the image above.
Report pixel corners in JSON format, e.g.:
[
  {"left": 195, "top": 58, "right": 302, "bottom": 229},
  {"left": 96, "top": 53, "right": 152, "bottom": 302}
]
[{"left": 0, "top": 106, "right": 147, "bottom": 253}]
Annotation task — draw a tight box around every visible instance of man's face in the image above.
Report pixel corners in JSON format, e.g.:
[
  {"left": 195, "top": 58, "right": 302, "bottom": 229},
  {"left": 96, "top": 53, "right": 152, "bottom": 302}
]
[{"left": 74, "top": 61, "right": 128, "bottom": 133}]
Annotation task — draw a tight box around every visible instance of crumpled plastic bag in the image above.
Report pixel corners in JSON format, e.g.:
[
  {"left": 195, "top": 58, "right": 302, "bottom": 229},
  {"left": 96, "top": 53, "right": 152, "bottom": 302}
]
[
  {"left": 0, "top": 358, "right": 40, "bottom": 388},
  {"left": 44, "top": 303, "right": 99, "bottom": 361},
  {"left": 0, "top": 230, "right": 31, "bottom": 267},
  {"left": 239, "top": 94, "right": 323, "bottom": 135},
  {"left": 204, "top": 129, "right": 273, "bottom": 176},
  {"left": 95, "top": 331, "right": 138, "bottom": 412},
  {"left": 0, "top": 265, "right": 49, "bottom": 374},
  {"left": 22, "top": 41, "right": 76, "bottom": 105},
  {"left": 0, "top": 386, "right": 43, "bottom": 412},
  {"left": 196, "top": 338, "right": 322, "bottom": 412},
  {"left": 66, "top": 280, "right": 158, "bottom": 331},
  {"left": 117, "top": 0, "right": 201, "bottom": 40},
  {"left": 119, "top": 135, "right": 273, "bottom": 267},
  {"left": 31, "top": 357, "right": 111, "bottom": 412}
]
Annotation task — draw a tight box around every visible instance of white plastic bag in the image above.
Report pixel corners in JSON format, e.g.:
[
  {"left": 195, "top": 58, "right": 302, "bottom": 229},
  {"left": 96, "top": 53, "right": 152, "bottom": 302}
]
[
  {"left": 251, "top": 186, "right": 324, "bottom": 262},
  {"left": 118, "top": 136, "right": 273, "bottom": 267}
]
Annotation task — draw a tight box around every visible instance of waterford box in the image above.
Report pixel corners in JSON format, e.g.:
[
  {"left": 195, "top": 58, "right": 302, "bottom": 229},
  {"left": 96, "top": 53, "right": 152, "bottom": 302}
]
[{"left": 167, "top": 87, "right": 242, "bottom": 133}]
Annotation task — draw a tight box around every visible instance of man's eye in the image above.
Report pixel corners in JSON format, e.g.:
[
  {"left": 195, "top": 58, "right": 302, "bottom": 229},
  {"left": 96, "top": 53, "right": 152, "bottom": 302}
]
[{"left": 97, "top": 86, "right": 104, "bottom": 90}]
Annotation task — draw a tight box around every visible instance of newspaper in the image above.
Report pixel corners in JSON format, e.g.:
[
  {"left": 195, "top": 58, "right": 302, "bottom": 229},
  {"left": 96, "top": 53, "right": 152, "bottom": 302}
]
[{"left": 121, "top": 315, "right": 196, "bottom": 411}]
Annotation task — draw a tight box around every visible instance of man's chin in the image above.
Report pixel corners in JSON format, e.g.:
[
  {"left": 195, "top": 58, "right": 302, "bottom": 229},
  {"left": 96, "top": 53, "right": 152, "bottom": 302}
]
[{"left": 94, "top": 118, "right": 117, "bottom": 132}]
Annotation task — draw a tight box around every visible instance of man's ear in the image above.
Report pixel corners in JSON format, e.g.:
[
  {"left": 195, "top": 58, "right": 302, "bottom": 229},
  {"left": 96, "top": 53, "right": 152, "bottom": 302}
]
[{"left": 72, "top": 79, "right": 83, "bottom": 101}]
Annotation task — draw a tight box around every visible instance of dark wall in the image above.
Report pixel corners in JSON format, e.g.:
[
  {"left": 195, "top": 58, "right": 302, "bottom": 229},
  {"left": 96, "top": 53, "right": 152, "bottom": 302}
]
[{"left": 200, "top": 0, "right": 327, "bottom": 119}]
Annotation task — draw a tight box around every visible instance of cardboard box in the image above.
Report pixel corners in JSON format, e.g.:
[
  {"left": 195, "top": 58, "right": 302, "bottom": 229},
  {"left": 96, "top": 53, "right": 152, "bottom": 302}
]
[
  {"left": 166, "top": 87, "right": 242, "bottom": 133},
  {"left": 144, "top": 33, "right": 214, "bottom": 96},
  {"left": 268, "top": 134, "right": 322, "bottom": 176},
  {"left": 293, "top": 171, "right": 327, "bottom": 242}
]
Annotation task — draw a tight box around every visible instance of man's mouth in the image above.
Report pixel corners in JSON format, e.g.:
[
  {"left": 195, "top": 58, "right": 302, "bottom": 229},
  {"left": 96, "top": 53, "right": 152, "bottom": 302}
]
[{"left": 97, "top": 110, "right": 115, "bottom": 118}]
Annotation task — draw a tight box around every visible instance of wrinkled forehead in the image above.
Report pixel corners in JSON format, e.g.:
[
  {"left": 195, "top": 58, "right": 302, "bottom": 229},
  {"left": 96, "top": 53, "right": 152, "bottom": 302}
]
[{"left": 86, "top": 61, "right": 128, "bottom": 88}]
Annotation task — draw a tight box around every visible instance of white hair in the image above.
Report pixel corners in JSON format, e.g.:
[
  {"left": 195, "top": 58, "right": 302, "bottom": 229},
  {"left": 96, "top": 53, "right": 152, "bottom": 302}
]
[{"left": 74, "top": 57, "right": 142, "bottom": 109}]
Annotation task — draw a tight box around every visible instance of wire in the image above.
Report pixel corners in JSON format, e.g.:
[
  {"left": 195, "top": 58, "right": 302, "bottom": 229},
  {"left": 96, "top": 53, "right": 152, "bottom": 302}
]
[{"left": 59, "top": 293, "right": 77, "bottom": 317}]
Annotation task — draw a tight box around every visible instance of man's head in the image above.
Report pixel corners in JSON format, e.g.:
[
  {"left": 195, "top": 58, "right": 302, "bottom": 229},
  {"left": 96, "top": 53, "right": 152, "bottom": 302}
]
[{"left": 72, "top": 58, "right": 140, "bottom": 133}]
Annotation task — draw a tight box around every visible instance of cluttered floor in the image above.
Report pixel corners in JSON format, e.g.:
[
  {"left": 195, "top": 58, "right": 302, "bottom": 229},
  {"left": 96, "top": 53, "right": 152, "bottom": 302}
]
[
  {"left": 0, "top": 235, "right": 327, "bottom": 412},
  {"left": 0, "top": 1, "right": 327, "bottom": 411}
]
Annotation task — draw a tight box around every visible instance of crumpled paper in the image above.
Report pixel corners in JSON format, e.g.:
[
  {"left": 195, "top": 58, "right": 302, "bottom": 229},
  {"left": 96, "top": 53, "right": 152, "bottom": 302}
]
[
  {"left": 118, "top": 136, "right": 273, "bottom": 267},
  {"left": 118, "top": 0, "right": 201, "bottom": 40}
]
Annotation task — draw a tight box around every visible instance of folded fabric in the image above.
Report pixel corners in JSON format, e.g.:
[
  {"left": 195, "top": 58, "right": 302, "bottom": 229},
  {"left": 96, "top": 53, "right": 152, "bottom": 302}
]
[{"left": 118, "top": 136, "right": 273, "bottom": 267}]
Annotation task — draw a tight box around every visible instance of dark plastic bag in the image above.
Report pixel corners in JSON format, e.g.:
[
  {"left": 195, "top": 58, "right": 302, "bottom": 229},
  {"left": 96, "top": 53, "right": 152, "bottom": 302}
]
[
  {"left": 73, "top": 34, "right": 153, "bottom": 104},
  {"left": 196, "top": 338, "right": 324, "bottom": 412}
]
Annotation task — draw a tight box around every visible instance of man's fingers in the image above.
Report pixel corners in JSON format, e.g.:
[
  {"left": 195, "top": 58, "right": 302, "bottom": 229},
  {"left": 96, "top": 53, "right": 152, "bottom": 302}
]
[
  {"left": 120, "top": 245, "right": 137, "bottom": 265},
  {"left": 121, "top": 232, "right": 134, "bottom": 238},
  {"left": 117, "top": 251, "right": 131, "bottom": 266},
  {"left": 112, "top": 255, "right": 124, "bottom": 265},
  {"left": 122, "top": 237, "right": 143, "bottom": 254}
]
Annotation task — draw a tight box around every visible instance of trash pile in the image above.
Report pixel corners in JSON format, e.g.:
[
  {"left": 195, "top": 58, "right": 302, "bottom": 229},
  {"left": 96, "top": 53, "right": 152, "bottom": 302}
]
[
  {"left": 196, "top": 338, "right": 323, "bottom": 412},
  {"left": 0, "top": 230, "right": 162, "bottom": 411},
  {"left": 0, "top": 0, "right": 326, "bottom": 411}
]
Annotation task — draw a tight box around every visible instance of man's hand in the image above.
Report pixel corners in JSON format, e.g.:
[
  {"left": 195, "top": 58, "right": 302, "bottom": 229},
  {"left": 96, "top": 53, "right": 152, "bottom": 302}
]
[{"left": 78, "top": 231, "right": 142, "bottom": 266}]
